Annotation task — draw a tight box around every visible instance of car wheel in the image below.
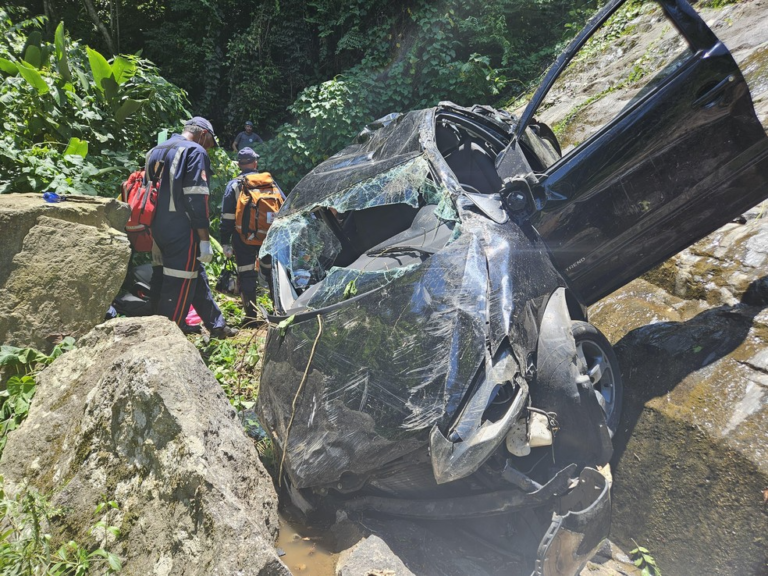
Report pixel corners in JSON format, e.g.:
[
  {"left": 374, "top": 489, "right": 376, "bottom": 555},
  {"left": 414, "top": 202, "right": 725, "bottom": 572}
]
[{"left": 572, "top": 321, "right": 623, "bottom": 435}]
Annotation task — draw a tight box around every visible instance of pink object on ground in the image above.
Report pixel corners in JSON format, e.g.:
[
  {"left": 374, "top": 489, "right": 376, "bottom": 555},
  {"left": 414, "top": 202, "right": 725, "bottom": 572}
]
[{"left": 186, "top": 306, "right": 202, "bottom": 326}]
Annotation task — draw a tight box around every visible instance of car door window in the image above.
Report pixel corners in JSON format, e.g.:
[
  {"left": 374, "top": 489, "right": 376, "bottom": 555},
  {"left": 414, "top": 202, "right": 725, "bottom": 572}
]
[{"left": 535, "top": 2, "right": 694, "bottom": 156}]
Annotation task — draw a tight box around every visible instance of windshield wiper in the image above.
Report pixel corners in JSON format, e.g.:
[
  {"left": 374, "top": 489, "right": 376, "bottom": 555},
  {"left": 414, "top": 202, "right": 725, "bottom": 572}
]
[{"left": 366, "top": 245, "right": 437, "bottom": 257}]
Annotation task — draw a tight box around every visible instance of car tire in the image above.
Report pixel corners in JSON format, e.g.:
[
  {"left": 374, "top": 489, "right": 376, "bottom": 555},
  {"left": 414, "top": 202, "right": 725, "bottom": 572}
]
[{"left": 571, "top": 321, "right": 623, "bottom": 435}]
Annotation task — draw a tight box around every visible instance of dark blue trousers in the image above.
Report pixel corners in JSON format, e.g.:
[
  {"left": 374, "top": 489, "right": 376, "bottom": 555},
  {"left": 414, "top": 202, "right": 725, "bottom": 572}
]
[
  {"left": 233, "top": 237, "right": 260, "bottom": 320},
  {"left": 153, "top": 229, "right": 225, "bottom": 329}
]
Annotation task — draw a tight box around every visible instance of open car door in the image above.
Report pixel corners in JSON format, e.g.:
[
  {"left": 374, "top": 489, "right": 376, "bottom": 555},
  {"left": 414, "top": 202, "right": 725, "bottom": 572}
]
[{"left": 513, "top": 0, "right": 768, "bottom": 305}]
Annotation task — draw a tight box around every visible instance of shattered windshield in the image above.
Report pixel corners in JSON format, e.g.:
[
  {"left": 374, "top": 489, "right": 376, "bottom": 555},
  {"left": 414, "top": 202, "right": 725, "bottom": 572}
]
[
  {"left": 262, "top": 155, "right": 458, "bottom": 310},
  {"left": 281, "top": 110, "right": 428, "bottom": 216}
]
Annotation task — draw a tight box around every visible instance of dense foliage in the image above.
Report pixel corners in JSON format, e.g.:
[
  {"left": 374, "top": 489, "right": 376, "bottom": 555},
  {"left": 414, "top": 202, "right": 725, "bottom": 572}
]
[
  {"left": 7, "top": 0, "right": 603, "bottom": 190},
  {"left": 0, "top": 9, "right": 192, "bottom": 195}
]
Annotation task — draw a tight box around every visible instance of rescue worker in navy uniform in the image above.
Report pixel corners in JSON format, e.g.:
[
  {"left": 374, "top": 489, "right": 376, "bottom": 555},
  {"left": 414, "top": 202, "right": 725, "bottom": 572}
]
[
  {"left": 220, "top": 147, "right": 284, "bottom": 324},
  {"left": 147, "top": 116, "right": 238, "bottom": 338}
]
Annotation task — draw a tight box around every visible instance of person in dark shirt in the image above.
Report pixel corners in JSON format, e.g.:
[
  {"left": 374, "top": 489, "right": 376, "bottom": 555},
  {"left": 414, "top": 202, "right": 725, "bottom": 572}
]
[
  {"left": 146, "top": 116, "right": 238, "bottom": 338},
  {"left": 220, "top": 148, "right": 285, "bottom": 323},
  {"left": 232, "top": 121, "right": 264, "bottom": 152}
]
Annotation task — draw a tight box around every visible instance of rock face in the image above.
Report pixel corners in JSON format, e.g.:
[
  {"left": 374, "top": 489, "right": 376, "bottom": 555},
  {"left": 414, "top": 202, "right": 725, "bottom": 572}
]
[
  {"left": 336, "top": 535, "right": 415, "bottom": 576},
  {"left": 0, "top": 317, "right": 289, "bottom": 576},
  {"left": 535, "top": 0, "right": 768, "bottom": 150},
  {"left": 643, "top": 204, "right": 768, "bottom": 307},
  {"left": 0, "top": 193, "right": 131, "bottom": 352},
  {"left": 590, "top": 207, "right": 768, "bottom": 576}
]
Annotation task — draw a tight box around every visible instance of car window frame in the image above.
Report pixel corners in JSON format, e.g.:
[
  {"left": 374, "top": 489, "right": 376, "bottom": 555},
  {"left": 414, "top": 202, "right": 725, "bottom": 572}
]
[{"left": 512, "top": 0, "right": 718, "bottom": 176}]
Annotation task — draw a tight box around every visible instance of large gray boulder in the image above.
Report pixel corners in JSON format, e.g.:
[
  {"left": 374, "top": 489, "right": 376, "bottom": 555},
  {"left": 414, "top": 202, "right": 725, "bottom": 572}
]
[
  {"left": 0, "top": 193, "right": 131, "bottom": 352},
  {"left": 0, "top": 316, "right": 289, "bottom": 576},
  {"left": 590, "top": 212, "right": 768, "bottom": 575}
]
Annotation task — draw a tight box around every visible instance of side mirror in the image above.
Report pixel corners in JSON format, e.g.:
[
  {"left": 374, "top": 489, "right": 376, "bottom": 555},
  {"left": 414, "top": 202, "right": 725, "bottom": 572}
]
[{"left": 500, "top": 176, "right": 536, "bottom": 214}]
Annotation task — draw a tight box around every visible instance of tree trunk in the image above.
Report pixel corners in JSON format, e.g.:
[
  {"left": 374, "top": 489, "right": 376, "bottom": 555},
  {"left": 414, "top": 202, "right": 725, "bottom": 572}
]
[
  {"left": 81, "top": 0, "right": 116, "bottom": 54},
  {"left": 43, "top": 0, "right": 54, "bottom": 37}
]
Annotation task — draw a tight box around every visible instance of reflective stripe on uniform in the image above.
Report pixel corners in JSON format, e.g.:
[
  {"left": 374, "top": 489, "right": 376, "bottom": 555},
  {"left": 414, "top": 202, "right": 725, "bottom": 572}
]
[
  {"left": 151, "top": 241, "right": 163, "bottom": 266},
  {"left": 167, "top": 147, "right": 183, "bottom": 212},
  {"left": 221, "top": 213, "right": 236, "bottom": 220},
  {"left": 237, "top": 263, "right": 256, "bottom": 272},
  {"left": 163, "top": 267, "right": 198, "bottom": 279},
  {"left": 258, "top": 229, "right": 269, "bottom": 235},
  {"left": 183, "top": 185, "right": 209, "bottom": 195}
]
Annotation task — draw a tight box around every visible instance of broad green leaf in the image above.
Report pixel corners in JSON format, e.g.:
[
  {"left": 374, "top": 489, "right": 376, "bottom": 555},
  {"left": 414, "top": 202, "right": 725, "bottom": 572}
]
[
  {"left": 42, "top": 45, "right": 54, "bottom": 65},
  {"left": 87, "top": 47, "right": 114, "bottom": 91},
  {"left": 52, "top": 86, "right": 63, "bottom": 106},
  {"left": 111, "top": 56, "right": 136, "bottom": 85},
  {"left": 115, "top": 98, "right": 143, "bottom": 123},
  {"left": 0, "top": 58, "right": 17, "bottom": 75},
  {"left": 107, "top": 552, "right": 122, "bottom": 571},
  {"left": 55, "top": 23, "right": 72, "bottom": 82},
  {"left": 25, "top": 30, "right": 42, "bottom": 49},
  {"left": 102, "top": 76, "right": 119, "bottom": 102},
  {"left": 54, "top": 22, "right": 66, "bottom": 60},
  {"left": 75, "top": 68, "right": 90, "bottom": 92},
  {"left": 7, "top": 376, "right": 24, "bottom": 395},
  {"left": 64, "top": 137, "right": 89, "bottom": 158},
  {"left": 17, "top": 61, "right": 49, "bottom": 94},
  {"left": 24, "top": 45, "right": 42, "bottom": 69},
  {"left": 0, "top": 345, "right": 24, "bottom": 367}
]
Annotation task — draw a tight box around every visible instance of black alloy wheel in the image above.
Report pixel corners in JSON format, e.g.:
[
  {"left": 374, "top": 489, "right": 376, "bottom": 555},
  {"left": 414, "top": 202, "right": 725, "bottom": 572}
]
[{"left": 572, "top": 321, "right": 623, "bottom": 435}]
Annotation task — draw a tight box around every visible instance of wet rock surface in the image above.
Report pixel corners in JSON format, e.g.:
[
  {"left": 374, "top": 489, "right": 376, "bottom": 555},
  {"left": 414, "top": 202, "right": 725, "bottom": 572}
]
[
  {"left": 284, "top": 510, "right": 640, "bottom": 576},
  {"left": 591, "top": 211, "right": 768, "bottom": 575},
  {"left": 0, "top": 193, "right": 131, "bottom": 353},
  {"left": 336, "top": 535, "right": 415, "bottom": 576},
  {"left": 0, "top": 317, "right": 289, "bottom": 576},
  {"left": 642, "top": 202, "right": 768, "bottom": 306}
]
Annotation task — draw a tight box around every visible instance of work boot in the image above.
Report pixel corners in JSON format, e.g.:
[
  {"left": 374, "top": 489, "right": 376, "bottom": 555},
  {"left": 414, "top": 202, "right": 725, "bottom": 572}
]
[
  {"left": 210, "top": 325, "right": 239, "bottom": 339},
  {"left": 180, "top": 323, "right": 202, "bottom": 335}
]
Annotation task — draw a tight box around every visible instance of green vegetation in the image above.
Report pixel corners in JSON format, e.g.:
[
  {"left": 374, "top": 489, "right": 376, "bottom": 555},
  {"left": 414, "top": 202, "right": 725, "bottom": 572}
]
[
  {"left": 0, "top": 338, "right": 75, "bottom": 458},
  {"left": 0, "top": 338, "right": 124, "bottom": 576},
  {"left": 3, "top": 0, "right": 609, "bottom": 192},
  {"left": 0, "top": 479, "right": 122, "bottom": 575},
  {"left": 0, "top": 9, "right": 190, "bottom": 195},
  {"left": 196, "top": 244, "right": 273, "bottom": 413},
  {"left": 196, "top": 334, "right": 264, "bottom": 413},
  {"left": 630, "top": 542, "right": 662, "bottom": 576},
  {"left": 191, "top": 285, "right": 277, "bottom": 469}
]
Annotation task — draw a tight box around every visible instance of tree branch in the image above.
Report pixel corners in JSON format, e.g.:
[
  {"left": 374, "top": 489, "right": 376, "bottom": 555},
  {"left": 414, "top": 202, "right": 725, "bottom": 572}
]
[{"left": 81, "top": 0, "right": 116, "bottom": 55}]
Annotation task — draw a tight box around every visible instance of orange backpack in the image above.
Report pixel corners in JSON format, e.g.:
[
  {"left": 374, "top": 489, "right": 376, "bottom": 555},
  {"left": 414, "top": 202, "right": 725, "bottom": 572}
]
[{"left": 234, "top": 172, "right": 283, "bottom": 246}]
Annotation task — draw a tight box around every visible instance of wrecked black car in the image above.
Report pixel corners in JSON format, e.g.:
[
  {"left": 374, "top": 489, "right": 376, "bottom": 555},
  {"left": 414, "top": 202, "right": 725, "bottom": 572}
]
[{"left": 257, "top": 0, "right": 768, "bottom": 571}]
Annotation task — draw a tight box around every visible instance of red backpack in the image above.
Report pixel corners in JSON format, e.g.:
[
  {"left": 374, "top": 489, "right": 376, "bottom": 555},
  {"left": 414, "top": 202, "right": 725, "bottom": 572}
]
[{"left": 121, "top": 143, "right": 177, "bottom": 252}]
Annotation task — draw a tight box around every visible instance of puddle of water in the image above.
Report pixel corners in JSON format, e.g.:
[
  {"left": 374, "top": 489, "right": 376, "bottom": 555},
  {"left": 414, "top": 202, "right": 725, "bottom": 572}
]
[{"left": 275, "top": 513, "right": 338, "bottom": 576}]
